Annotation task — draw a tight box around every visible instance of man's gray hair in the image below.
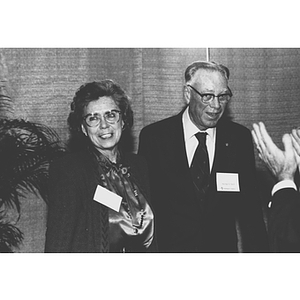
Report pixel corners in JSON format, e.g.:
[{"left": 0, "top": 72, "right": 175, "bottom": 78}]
[{"left": 184, "top": 61, "right": 230, "bottom": 83}]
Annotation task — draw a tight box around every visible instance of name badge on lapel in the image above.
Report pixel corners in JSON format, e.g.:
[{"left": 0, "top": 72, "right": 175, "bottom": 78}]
[
  {"left": 216, "top": 173, "right": 240, "bottom": 192},
  {"left": 93, "top": 185, "right": 122, "bottom": 212}
]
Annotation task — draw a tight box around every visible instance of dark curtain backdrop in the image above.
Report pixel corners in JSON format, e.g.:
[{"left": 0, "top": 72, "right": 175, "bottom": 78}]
[{"left": 1, "top": 48, "right": 300, "bottom": 252}]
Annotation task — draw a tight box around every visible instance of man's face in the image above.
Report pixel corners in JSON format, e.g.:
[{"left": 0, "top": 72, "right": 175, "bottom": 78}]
[{"left": 186, "top": 69, "right": 230, "bottom": 131}]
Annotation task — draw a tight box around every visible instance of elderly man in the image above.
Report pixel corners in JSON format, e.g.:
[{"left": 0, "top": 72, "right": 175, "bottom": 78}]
[
  {"left": 252, "top": 122, "right": 300, "bottom": 252},
  {"left": 138, "top": 61, "right": 268, "bottom": 252}
]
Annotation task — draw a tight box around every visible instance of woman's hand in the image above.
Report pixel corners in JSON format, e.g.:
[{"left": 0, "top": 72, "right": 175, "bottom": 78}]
[{"left": 252, "top": 122, "right": 297, "bottom": 181}]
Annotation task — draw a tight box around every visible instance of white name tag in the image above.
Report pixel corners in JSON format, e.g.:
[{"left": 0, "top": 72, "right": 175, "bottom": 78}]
[
  {"left": 216, "top": 173, "right": 240, "bottom": 192},
  {"left": 93, "top": 185, "right": 122, "bottom": 212}
]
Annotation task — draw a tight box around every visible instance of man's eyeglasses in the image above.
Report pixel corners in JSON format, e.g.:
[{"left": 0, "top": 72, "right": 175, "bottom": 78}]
[
  {"left": 187, "top": 84, "right": 232, "bottom": 104},
  {"left": 83, "top": 110, "right": 122, "bottom": 127}
]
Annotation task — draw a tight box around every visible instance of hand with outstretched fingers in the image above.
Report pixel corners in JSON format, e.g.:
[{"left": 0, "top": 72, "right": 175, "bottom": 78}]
[
  {"left": 252, "top": 122, "right": 297, "bottom": 181},
  {"left": 291, "top": 128, "right": 300, "bottom": 173}
]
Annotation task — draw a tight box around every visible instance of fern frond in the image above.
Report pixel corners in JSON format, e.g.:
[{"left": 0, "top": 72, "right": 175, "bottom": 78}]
[
  {"left": 0, "top": 119, "right": 66, "bottom": 213},
  {"left": 0, "top": 218, "right": 23, "bottom": 252}
]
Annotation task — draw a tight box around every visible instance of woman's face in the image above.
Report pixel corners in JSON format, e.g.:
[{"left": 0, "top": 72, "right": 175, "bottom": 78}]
[{"left": 81, "top": 96, "right": 124, "bottom": 159}]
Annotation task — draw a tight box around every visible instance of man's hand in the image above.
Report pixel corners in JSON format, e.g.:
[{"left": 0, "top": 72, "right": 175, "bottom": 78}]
[
  {"left": 291, "top": 128, "right": 300, "bottom": 173},
  {"left": 252, "top": 122, "right": 297, "bottom": 181}
]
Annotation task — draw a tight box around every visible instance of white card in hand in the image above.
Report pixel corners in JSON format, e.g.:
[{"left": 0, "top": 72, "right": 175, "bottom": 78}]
[{"left": 93, "top": 185, "right": 122, "bottom": 212}]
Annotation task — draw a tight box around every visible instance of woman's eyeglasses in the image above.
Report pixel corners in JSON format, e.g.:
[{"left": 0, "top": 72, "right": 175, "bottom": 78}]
[{"left": 83, "top": 110, "right": 121, "bottom": 127}]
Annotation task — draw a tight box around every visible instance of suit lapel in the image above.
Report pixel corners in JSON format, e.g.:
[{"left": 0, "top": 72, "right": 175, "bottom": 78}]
[
  {"left": 212, "top": 122, "right": 238, "bottom": 174},
  {"left": 157, "top": 112, "right": 198, "bottom": 203},
  {"left": 161, "top": 112, "right": 190, "bottom": 176}
]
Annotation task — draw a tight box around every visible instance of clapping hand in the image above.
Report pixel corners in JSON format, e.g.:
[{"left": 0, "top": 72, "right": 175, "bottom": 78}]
[
  {"left": 252, "top": 122, "right": 297, "bottom": 181},
  {"left": 291, "top": 128, "right": 300, "bottom": 173}
]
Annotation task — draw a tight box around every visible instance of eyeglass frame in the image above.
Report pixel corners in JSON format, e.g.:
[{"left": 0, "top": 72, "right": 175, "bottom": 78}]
[
  {"left": 187, "top": 84, "right": 232, "bottom": 104},
  {"left": 83, "top": 109, "right": 122, "bottom": 127}
]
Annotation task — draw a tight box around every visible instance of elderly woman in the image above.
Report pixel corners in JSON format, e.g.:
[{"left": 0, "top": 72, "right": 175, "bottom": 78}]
[{"left": 45, "top": 80, "right": 155, "bottom": 252}]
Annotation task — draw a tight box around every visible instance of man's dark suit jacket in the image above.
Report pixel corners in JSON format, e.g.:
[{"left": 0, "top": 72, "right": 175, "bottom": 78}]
[
  {"left": 138, "top": 111, "right": 268, "bottom": 252},
  {"left": 269, "top": 188, "right": 300, "bottom": 252}
]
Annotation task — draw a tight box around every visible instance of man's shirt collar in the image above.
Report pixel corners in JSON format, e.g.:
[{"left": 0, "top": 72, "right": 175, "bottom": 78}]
[{"left": 182, "top": 106, "right": 215, "bottom": 142}]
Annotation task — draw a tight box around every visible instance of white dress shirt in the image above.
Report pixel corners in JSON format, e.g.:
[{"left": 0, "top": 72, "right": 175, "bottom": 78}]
[{"left": 182, "top": 107, "right": 216, "bottom": 171}]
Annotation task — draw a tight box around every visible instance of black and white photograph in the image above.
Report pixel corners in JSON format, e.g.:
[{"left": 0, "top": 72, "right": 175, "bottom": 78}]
[{"left": 2, "top": 1, "right": 300, "bottom": 299}]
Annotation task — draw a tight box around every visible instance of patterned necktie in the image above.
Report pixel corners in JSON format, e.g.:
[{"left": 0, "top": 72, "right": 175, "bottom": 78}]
[{"left": 190, "top": 132, "right": 210, "bottom": 199}]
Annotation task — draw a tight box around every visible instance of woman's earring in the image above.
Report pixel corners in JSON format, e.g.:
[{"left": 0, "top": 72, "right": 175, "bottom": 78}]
[{"left": 81, "top": 124, "right": 88, "bottom": 136}]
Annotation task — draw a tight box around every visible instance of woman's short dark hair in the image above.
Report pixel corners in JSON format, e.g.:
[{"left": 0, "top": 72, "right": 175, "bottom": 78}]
[{"left": 68, "top": 79, "right": 133, "bottom": 133}]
